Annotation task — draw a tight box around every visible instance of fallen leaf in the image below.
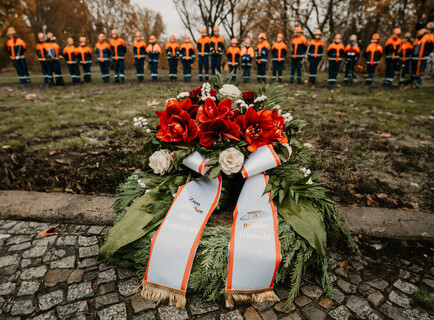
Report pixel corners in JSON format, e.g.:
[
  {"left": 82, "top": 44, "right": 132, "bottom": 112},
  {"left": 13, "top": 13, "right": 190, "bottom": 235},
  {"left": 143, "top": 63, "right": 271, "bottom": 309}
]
[
  {"left": 401, "top": 241, "right": 408, "bottom": 247},
  {"left": 147, "top": 99, "right": 159, "bottom": 106},
  {"left": 55, "top": 159, "right": 66, "bottom": 164},
  {"left": 409, "top": 202, "right": 419, "bottom": 210},
  {"left": 39, "top": 226, "right": 57, "bottom": 237},
  {"left": 420, "top": 141, "right": 431, "bottom": 145},
  {"left": 2, "top": 145, "right": 11, "bottom": 150},
  {"left": 25, "top": 93, "right": 37, "bottom": 100},
  {"left": 376, "top": 193, "right": 388, "bottom": 199},
  {"left": 287, "top": 97, "right": 295, "bottom": 100},
  {"left": 49, "top": 150, "right": 58, "bottom": 156},
  {"left": 366, "top": 195, "right": 378, "bottom": 206},
  {"left": 338, "top": 261, "right": 347, "bottom": 268},
  {"left": 376, "top": 130, "right": 392, "bottom": 137},
  {"left": 386, "top": 300, "right": 392, "bottom": 306},
  {"left": 354, "top": 193, "right": 364, "bottom": 199}
]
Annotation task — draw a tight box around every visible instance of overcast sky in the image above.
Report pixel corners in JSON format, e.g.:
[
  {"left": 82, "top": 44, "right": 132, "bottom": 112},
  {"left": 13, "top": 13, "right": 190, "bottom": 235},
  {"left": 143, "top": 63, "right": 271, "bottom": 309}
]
[{"left": 132, "top": 0, "right": 188, "bottom": 36}]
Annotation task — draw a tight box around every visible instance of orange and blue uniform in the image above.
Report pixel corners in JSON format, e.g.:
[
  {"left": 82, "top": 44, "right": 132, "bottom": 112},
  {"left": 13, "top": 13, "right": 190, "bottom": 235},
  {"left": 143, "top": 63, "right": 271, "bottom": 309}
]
[
  {"left": 411, "top": 33, "right": 434, "bottom": 86},
  {"left": 7, "top": 37, "right": 31, "bottom": 84},
  {"left": 146, "top": 43, "right": 162, "bottom": 81},
  {"left": 327, "top": 42, "right": 346, "bottom": 85},
  {"left": 165, "top": 41, "right": 180, "bottom": 81},
  {"left": 109, "top": 37, "right": 126, "bottom": 82},
  {"left": 398, "top": 40, "right": 413, "bottom": 83},
  {"left": 46, "top": 40, "right": 64, "bottom": 85},
  {"left": 344, "top": 43, "right": 360, "bottom": 84},
  {"left": 226, "top": 46, "right": 241, "bottom": 80},
  {"left": 36, "top": 40, "right": 52, "bottom": 83},
  {"left": 180, "top": 42, "right": 195, "bottom": 81},
  {"left": 133, "top": 39, "right": 147, "bottom": 82},
  {"left": 76, "top": 45, "right": 92, "bottom": 82},
  {"left": 241, "top": 46, "right": 255, "bottom": 82},
  {"left": 364, "top": 43, "right": 383, "bottom": 84},
  {"left": 209, "top": 35, "right": 224, "bottom": 75},
  {"left": 307, "top": 39, "right": 324, "bottom": 83},
  {"left": 255, "top": 40, "right": 270, "bottom": 82},
  {"left": 197, "top": 35, "right": 210, "bottom": 80},
  {"left": 62, "top": 45, "right": 81, "bottom": 83},
  {"left": 290, "top": 35, "right": 308, "bottom": 83},
  {"left": 95, "top": 41, "right": 111, "bottom": 82},
  {"left": 271, "top": 41, "right": 287, "bottom": 82},
  {"left": 384, "top": 36, "right": 402, "bottom": 85}
]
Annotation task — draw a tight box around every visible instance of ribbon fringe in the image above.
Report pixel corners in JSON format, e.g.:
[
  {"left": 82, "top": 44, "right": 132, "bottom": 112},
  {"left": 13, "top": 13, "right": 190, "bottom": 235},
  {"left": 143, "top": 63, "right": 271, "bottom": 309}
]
[
  {"left": 140, "top": 280, "right": 186, "bottom": 309},
  {"left": 225, "top": 288, "right": 280, "bottom": 308}
]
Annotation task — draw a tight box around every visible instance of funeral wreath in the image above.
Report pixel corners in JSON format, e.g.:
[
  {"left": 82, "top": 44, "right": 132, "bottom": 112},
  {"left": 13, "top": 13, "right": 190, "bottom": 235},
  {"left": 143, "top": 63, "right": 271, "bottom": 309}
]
[{"left": 99, "top": 74, "right": 360, "bottom": 309}]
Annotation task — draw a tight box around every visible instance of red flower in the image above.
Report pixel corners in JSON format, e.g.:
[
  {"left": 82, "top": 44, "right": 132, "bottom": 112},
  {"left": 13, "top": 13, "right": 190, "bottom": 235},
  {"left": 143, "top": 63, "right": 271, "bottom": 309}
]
[
  {"left": 198, "top": 119, "right": 240, "bottom": 147},
  {"left": 167, "top": 98, "right": 199, "bottom": 118},
  {"left": 235, "top": 108, "right": 287, "bottom": 152},
  {"left": 196, "top": 97, "right": 233, "bottom": 123},
  {"left": 156, "top": 103, "right": 199, "bottom": 145},
  {"left": 242, "top": 91, "right": 254, "bottom": 104}
]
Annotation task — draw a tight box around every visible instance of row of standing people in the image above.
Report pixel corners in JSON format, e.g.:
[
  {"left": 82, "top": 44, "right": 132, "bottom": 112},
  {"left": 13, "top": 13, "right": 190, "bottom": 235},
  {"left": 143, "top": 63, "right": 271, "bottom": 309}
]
[{"left": 5, "top": 24, "right": 434, "bottom": 86}]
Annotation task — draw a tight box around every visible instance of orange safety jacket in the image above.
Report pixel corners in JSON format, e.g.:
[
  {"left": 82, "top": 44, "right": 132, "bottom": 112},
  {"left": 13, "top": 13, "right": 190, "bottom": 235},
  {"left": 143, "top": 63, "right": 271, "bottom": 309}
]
[
  {"left": 109, "top": 37, "right": 126, "bottom": 60},
  {"left": 209, "top": 35, "right": 224, "bottom": 55},
  {"left": 412, "top": 33, "right": 434, "bottom": 75},
  {"left": 146, "top": 43, "right": 162, "bottom": 63},
  {"left": 241, "top": 46, "right": 255, "bottom": 66},
  {"left": 76, "top": 45, "right": 92, "bottom": 63},
  {"left": 62, "top": 45, "right": 79, "bottom": 64},
  {"left": 307, "top": 39, "right": 324, "bottom": 59},
  {"left": 6, "top": 37, "right": 27, "bottom": 60},
  {"left": 36, "top": 42, "right": 48, "bottom": 61},
  {"left": 327, "top": 42, "right": 346, "bottom": 62},
  {"left": 291, "top": 35, "right": 307, "bottom": 59},
  {"left": 398, "top": 41, "right": 413, "bottom": 62},
  {"left": 95, "top": 41, "right": 111, "bottom": 62},
  {"left": 365, "top": 43, "right": 383, "bottom": 65},
  {"left": 133, "top": 40, "right": 147, "bottom": 59},
  {"left": 384, "top": 36, "right": 402, "bottom": 60},
  {"left": 226, "top": 46, "right": 241, "bottom": 66},
  {"left": 344, "top": 44, "right": 360, "bottom": 61},
  {"left": 45, "top": 42, "right": 60, "bottom": 60},
  {"left": 197, "top": 36, "right": 210, "bottom": 56},
  {"left": 165, "top": 42, "right": 180, "bottom": 59},
  {"left": 271, "top": 41, "right": 288, "bottom": 62},
  {"left": 255, "top": 40, "right": 271, "bottom": 64},
  {"left": 180, "top": 42, "right": 195, "bottom": 61}
]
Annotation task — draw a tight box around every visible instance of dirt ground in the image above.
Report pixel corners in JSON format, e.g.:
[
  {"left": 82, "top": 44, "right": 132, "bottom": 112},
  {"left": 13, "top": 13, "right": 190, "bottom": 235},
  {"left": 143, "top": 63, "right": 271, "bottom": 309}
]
[{"left": 0, "top": 70, "right": 433, "bottom": 212}]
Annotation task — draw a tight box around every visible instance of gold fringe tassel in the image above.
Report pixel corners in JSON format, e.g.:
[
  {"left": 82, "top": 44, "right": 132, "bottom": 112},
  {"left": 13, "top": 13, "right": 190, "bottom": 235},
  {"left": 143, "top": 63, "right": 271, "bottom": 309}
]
[
  {"left": 140, "top": 280, "right": 187, "bottom": 309},
  {"left": 225, "top": 288, "right": 280, "bottom": 308}
]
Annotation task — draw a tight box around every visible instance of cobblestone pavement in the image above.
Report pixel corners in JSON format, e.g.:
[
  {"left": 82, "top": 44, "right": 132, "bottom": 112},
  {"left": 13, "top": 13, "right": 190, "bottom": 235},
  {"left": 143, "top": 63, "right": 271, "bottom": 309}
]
[{"left": 0, "top": 219, "right": 433, "bottom": 320}]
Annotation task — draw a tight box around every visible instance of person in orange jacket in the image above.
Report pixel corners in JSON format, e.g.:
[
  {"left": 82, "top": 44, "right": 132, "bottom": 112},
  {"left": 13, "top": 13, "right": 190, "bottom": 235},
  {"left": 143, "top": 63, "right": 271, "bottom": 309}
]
[
  {"left": 327, "top": 34, "right": 345, "bottom": 85},
  {"left": 165, "top": 35, "right": 180, "bottom": 82},
  {"left": 241, "top": 38, "right": 254, "bottom": 83},
  {"left": 384, "top": 28, "right": 402, "bottom": 86},
  {"left": 62, "top": 37, "right": 81, "bottom": 84},
  {"left": 411, "top": 28, "right": 433, "bottom": 88},
  {"left": 209, "top": 26, "right": 225, "bottom": 75},
  {"left": 344, "top": 34, "right": 360, "bottom": 84},
  {"left": 6, "top": 27, "right": 31, "bottom": 84},
  {"left": 95, "top": 33, "right": 111, "bottom": 83},
  {"left": 180, "top": 35, "right": 195, "bottom": 82},
  {"left": 197, "top": 28, "right": 210, "bottom": 81},
  {"left": 36, "top": 32, "right": 52, "bottom": 84},
  {"left": 290, "top": 26, "right": 307, "bottom": 84},
  {"left": 307, "top": 29, "right": 324, "bottom": 84},
  {"left": 146, "top": 36, "right": 162, "bottom": 81},
  {"left": 398, "top": 32, "right": 413, "bottom": 84},
  {"left": 365, "top": 33, "right": 383, "bottom": 85},
  {"left": 255, "top": 33, "right": 270, "bottom": 83},
  {"left": 133, "top": 32, "right": 147, "bottom": 82},
  {"left": 226, "top": 38, "right": 241, "bottom": 81},
  {"left": 45, "top": 32, "right": 64, "bottom": 85},
  {"left": 77, "top": 37, "right": 92, "bottom": 83},
  {"left": 271, "top": 33, "right": 287, "bottom": 83},
  {"left": 109, "top": 29, "right": 126, "bottom": 82}
]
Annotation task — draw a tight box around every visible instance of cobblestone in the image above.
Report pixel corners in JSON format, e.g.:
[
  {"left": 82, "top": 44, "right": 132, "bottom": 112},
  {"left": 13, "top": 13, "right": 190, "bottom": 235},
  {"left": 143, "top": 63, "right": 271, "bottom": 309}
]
[{"left": 38, "top": 290, "right": 64, "bottom": 310}]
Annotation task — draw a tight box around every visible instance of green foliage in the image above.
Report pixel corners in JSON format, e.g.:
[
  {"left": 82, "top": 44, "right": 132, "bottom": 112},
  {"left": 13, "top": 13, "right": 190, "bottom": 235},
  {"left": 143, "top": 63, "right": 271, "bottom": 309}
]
[
  {"left": 211, "top": 71, "right": 236, "bottom": 90},
  {"left": 255, "top": 83, "right": 286, "bottom": 109},
  {"left": 416, "top": 286, "right": 434, "bottom": 311}
]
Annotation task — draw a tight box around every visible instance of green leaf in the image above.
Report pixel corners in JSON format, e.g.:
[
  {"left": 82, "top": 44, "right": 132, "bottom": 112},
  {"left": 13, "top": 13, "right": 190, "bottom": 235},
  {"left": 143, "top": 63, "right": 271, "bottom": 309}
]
[
  {"left": 99, "top": 192, "right": 163, "bottom": 260},
  {"left": 209, "top": 165, "right": 221, "bottom": 179},
  {"left": 276, "top": 197, "right": 327, "bottom": 257}
]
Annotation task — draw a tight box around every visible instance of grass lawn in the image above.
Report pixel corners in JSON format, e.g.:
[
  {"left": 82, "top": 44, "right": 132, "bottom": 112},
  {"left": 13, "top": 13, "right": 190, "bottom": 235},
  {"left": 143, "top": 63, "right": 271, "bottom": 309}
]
[{"left": 0, "top": 71, "right": 433, "bottom": 212}]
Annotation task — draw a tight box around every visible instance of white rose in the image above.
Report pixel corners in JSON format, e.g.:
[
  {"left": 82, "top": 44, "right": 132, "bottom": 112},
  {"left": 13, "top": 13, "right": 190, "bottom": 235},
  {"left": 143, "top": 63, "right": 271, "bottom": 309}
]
[
  {"left": 217, "top": 84, "right": 242, "bottom": 100},
  {"left": 149, "top": 149, "right": 174, "bottom": 175},
  {"left": 219, "top": 147, "right": 244, "bottom": 175}
]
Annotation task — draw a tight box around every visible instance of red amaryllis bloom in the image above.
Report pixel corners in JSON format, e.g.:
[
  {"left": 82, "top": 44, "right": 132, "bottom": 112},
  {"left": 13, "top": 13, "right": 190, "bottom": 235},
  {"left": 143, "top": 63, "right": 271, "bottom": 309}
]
[
  {"left": 242, "top": 91, "right": 254, "bottom": 104},
  {"left": 156, "top": 104, "right": 199, "bottom": 145},
  {"left": 235, "top": 107, "right": 287, "bottom": 152},
  {"left": 196, "top": 97, "right": 233, "bottom": 123},
  {"left": 198, "top": 118, "right": 240, "bottom": 147},
  {"left": 166, "top": 98, "right": 199, "bottom": 118}
]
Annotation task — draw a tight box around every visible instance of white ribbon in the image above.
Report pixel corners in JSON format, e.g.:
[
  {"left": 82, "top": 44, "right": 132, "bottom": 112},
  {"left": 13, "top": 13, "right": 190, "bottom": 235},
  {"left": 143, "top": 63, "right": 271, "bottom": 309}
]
[
  {"left": 241, "top": 144, "right": 281, "bottom": 178},
  {"left": 182, "top": 151, "right": 210, "bottom": 175}
]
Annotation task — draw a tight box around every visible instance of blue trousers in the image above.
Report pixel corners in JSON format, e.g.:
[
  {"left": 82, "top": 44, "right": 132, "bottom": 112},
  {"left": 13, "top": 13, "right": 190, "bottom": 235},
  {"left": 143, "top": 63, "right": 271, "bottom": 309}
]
[
  {"left": 211, "top": 55, "right": 222, "bottom": 75},
  {"left": 328, "top": 60, "right": 341, "bottom": 85},
  {"left": 272, "top": 61, "right": 284, "bottom": 82},
  {"left": 366, "top": 63, "right": 377, "bottom": 85},
  {"left": 99, "top": 61, "right": 110, "bottom": 82},
  {"left": 67, "top": 63, "right": 81, "bottom": 83},
  {"left": 400, "top": 60, "right": 410, "bottom": 83},
  {"left": 12, "top": 59, "right": 31, "bottom": 83},
  {"left": 257, "top": 63, "right": 266, "bottom": 82},
  {"left": 344, "top": 59, "right": 356, "bottom": 84},
  {"left": 384, "top": 59, "right": 397, "bottom": 85},
  {"left": 411, "top": 59, "right": 427, "bottom": 85},
  {"left": 308, "top": 58, "right": 321, "bottom": 84},
  {"left": 149, "top": 62, "right": 158, "bottom": 81},
  {"left": 135, "top": 58, "right": 145, "bottom": 82},
  {"left": 198, "top": 56, "right": 209, "bottom": 80},
  {"left": 242, "top": 65, "right": 251, "bottom": 83},
  {"left": 228, "top": 65, "right": 238, "bottom": 81},
  {"left": 40, "top": 61, "right": 52, "bottom": 84},
  {"left": 290, "top": 58, "right": 303, "bottom": 83},
  {"left": 182, "top": 60, "right": 192, "bottom": 81},
  {"left": 168, "top": 59, "right": 178, "bottom": 81},
  {"left": 50, "top": 60, "right": 64, "bottom": 85},
  {"left": 113, "top": 59, "right": 125, "bottom": 82},
  {"left": 81, "top": 63, "right": 91, "bottom": 82}
]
